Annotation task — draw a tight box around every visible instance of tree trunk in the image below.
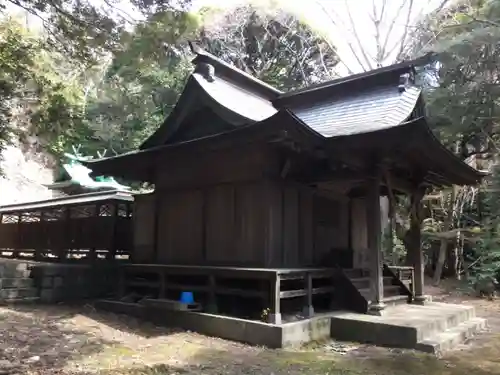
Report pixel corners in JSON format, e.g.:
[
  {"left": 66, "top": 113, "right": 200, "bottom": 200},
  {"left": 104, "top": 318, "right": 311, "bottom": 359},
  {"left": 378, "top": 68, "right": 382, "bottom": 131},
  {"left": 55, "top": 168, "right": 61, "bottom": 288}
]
[
  {"left": 433, "top": 187, "right": 456, "bottom": 286},
  {"left": 446, "top": 241, "right": 458, "bottom": 278}
]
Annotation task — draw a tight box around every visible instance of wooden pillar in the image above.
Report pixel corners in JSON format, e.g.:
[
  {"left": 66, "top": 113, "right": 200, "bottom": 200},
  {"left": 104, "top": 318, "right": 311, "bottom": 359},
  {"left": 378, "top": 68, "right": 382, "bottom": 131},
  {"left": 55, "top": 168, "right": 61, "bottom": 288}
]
[
  {"left": 109, "top": 203, "right": 118, "bottom": 261},
  {"left": 90, "top": 204, "right": 99, "bottom": 262},
  {"left": 366, "top": 167, "right": 385, "bottom": 314},
  {"left": 410, "top": 188, "right": 426, "bottom": 304},
  {"left": 207, "top": 274, "right": 218, "bottom": 313},
  {"left": 302, "top": 272, "right": 314, "bottom": 317}
]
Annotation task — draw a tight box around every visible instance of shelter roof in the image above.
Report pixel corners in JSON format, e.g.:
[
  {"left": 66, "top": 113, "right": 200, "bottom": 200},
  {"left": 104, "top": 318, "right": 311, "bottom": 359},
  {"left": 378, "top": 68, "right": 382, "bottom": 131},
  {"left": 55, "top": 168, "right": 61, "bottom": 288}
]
[{"left": 0, "top": 190, "right": 133, "bottom": 214}]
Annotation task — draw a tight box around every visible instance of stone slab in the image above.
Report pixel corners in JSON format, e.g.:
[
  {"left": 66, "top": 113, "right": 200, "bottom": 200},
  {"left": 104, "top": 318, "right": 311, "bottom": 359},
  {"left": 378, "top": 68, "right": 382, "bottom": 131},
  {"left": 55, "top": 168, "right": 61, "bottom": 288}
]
[{"left": 330, "top": 302, "right": 483, "bottom": 353}]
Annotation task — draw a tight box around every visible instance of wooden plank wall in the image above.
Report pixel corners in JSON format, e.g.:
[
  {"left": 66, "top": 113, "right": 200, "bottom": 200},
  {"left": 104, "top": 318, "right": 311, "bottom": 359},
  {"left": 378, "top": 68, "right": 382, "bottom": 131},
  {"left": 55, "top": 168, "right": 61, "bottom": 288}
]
[
  {"left": 152, "top": 180, "right": 350, "bottom": 268},
  {"left": 132, "top": 193, "right": 156, "bottom": 263},
  {"left": 312, "top": 193, "right": 349, "bottom": 264},
  {"left": 147, "top": 144, "right": 352, "bottom": 268},
  {"left": 351, "top": 198, "right": 369, "bottom": 269},
  {"left": 155, "top": 182, "right": 271, "bottom": 266}
]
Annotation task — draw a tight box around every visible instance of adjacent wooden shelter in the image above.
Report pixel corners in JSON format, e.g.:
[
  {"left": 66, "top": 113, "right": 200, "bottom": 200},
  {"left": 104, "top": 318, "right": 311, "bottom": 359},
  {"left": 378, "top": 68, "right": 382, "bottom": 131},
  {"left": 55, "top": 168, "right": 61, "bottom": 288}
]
[
  {"left": 85, "top": 43, "right": 484, "bottom": 320},
  {"left": 0, "top": 191, "right": 133, "bottom": 262}
]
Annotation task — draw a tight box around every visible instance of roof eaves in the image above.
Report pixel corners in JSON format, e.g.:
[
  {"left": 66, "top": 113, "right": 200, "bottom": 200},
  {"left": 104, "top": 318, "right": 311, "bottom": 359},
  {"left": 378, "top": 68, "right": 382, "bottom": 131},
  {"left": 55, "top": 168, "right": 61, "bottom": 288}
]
[
  {"left": 140, "top": 76, "right": 201, "bottom": 150},
  {"left": 416, "top": 118, "right": 486, "bottom": 185},
  {"left": 0, "top": 190, "right": 133, "bottom": 213},
  {"left": 85, "top": 109, "right": 325, "bottom": 172}
]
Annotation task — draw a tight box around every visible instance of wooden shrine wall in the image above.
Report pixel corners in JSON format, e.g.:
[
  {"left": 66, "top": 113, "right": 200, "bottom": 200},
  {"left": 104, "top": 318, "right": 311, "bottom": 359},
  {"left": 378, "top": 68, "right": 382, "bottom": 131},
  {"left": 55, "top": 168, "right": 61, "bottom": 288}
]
[
  {"left": 132, "top": 144, "right": 353, "bottom": 267},
  {"left": 136, "top": 181, "right": 350, "bottom": 268}
]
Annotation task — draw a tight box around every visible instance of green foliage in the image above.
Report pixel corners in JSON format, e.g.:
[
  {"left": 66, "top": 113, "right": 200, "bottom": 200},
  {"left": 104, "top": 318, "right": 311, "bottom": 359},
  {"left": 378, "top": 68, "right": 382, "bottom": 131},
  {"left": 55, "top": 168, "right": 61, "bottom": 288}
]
[
  {"left": 0, "top": 18, "right": 35, "bottom": 162},
  {"left": 83, "top": 10, "right": 198, "bottom": 153},
  {"left": 0, "top": 17, "right": 94, "bottom": 164},
  {"left": 0, "top": 0, "right": 192, "bottom": 64},
  {"left": 471, "top": 162, "right": 500, "bottom": 283},
  {"left": 411, "top": 0, "right": 500, "bottom": 157},
  {"left": 2, "top": 2, "right": 338, "bottom": 169},
  {"left": 83, "top": 5, "right": 339, "bottom": 154}
]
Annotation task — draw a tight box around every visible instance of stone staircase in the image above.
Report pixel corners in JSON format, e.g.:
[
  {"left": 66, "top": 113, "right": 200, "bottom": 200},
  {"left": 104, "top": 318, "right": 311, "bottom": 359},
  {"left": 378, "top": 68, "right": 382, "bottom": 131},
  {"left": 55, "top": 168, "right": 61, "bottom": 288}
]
[
  {"left": 343, "top": 268, "right": 410, "bottom": 307},
  {"left": 412, "top": 303, "right": 487, "bottom": 354},
  {"left": 0, "top": 260, "right": 38, "bottom": 304},
  {"left": 330, "top": 301, "right": 487, "bottom": 355}
]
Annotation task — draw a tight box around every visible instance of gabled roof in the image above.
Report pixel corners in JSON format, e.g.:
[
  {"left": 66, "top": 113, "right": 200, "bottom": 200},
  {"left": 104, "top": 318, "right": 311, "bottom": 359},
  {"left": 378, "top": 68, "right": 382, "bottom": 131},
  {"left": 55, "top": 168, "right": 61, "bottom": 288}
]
[
  {"left": 192, "top": 72, "right": 277, "bottom": 122},
  {"left": 142, "top": 44, "right": 432, "bottom": 149},
  {"left": 140, "top": 43, "right": 280, "bottom": 150},
  {"left": 274, "top": 52, "right": 434, "bottom": 105},
  {"left": 291, "top": 84, "right": 421, "bottom": 137},
  {"left": 94, "top": 45, "right": 483, "bottom": 187},
  {"left": 189, "top": 42, "right": 283, "bottom": 99}
]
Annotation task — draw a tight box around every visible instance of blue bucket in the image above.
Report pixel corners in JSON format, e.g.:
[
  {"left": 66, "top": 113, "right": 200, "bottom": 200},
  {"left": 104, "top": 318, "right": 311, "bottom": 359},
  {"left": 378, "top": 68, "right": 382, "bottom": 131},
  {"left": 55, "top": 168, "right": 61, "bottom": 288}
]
[{"left": 180, "top": 291, "right": 194, "bottom": 304}]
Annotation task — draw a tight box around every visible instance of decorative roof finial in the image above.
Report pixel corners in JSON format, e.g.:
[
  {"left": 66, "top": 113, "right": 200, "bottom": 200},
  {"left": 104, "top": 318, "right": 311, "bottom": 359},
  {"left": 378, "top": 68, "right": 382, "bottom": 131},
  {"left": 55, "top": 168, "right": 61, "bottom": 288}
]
[
  {"left": 195, "top": 62, "right": 215, "bottom": 83},
  {"left": 398, "top": 72, "right": 414, "bottom": 93}
]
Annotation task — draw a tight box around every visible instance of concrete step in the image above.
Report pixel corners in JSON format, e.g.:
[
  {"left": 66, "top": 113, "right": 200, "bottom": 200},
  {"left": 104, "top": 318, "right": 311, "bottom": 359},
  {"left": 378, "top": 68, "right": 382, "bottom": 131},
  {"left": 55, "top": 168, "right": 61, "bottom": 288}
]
[
  {"left": 382, "top": 303, "right": 477, "bottom": 342},
  {"left": 0, "top": 277, "right": 34, "bottom": 289},
  {"left": 409, "top": 303, "right": 476, "bottom": 342},
  {"left": 329, "top": 302, "right": 485, "bottom": 354},
  {"left": 0, "top": 287, "right": 38, "bottom": 300},
  {"left": 415, "top": 317, "right": 487, "bottom": 355}
]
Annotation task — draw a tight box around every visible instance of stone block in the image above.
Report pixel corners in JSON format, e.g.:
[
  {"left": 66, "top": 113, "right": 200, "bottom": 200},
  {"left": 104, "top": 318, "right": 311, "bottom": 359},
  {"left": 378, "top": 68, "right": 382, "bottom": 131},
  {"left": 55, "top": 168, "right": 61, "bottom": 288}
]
[
  {"left": 0, "top": 263, "right": 30, "bottom": 278},
  {"left": 41, "top": 276, "right": 53, "bottom": 288},
  {"left": 1, "top": 278, "right": 34, "bottom": 289},
  {"left": 0, "top": 289, "right": 20, "bottom": 299},
  {"left": 15, "top": 263, "right": 28, "bottom": 272},
  {"left": 0, "top": 288, "right": 37, "bottom": 299},
  {"left": 40, "top": 266, "right": 60, "bottom": 277},
  {"left": 40, "top": 288, "right": 55, "bottom": 303},
  {"left": 53, "top": 277, "right": 64, "bottom": 288}
]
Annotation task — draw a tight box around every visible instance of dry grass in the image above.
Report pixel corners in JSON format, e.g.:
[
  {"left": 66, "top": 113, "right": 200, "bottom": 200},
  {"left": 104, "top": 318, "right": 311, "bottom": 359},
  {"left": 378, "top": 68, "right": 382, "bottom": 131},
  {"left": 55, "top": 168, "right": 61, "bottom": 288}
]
[{"left": 1, "top": 285, "right": 500, "bottom": 375}]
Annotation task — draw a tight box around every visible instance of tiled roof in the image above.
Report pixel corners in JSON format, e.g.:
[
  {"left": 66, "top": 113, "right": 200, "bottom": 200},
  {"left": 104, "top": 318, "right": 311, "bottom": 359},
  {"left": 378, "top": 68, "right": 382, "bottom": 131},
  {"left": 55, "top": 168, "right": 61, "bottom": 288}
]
[
  {"left": 290, "top": 85, "right": 421, "bottom": 137},
  {"left": 193, "top": 73, "right": 277, "bottom": 122}
]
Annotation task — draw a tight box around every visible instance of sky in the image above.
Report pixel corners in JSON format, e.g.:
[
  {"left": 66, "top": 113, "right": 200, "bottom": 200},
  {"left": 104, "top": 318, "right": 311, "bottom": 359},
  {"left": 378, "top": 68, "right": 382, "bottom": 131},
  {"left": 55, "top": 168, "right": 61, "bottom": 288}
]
[
  {"left": 100, "top": 0, "right": 449, "bottom": 73},
  {"left": 5, "top": 0, "right": 449, "bottom": 74},
  {"left": 191, "top": 0, "right": 446, "bottom": 73}
]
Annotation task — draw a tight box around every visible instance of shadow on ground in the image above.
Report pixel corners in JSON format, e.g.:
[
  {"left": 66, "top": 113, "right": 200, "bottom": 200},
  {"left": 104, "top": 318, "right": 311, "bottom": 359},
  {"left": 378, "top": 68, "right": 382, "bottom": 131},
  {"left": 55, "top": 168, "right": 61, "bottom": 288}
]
[
  {"left": 79, "top": 304, "right": 183, "bottom": 338},
  {"left": 10, "top": 302, "right": 181, "bottom": 339},
  {"left": 74, "top": 342, "right": 500, "bottom": 375},
  {"left": 5, "top": 299, "right": 500, "bottom": 375},
  {"left": 0, "top": 304, "right": 114, "bottom": 374}
]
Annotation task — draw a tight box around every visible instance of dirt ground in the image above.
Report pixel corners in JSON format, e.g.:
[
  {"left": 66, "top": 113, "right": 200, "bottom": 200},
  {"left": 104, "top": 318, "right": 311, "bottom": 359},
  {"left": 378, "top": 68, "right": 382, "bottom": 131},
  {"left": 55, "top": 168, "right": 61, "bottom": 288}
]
[{"left": 1, "top": 279, "right": 500, "bottom": 375}]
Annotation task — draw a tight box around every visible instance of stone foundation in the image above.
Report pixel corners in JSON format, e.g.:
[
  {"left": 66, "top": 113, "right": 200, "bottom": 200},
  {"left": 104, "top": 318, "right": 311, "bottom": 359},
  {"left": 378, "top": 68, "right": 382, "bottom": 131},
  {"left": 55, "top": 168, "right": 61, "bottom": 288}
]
[
  {"left": 0, "top": 259, "right": 119, "bottom": 304},
  {"left": 95, "top": 299, "right": 332, "bottom": 348}
]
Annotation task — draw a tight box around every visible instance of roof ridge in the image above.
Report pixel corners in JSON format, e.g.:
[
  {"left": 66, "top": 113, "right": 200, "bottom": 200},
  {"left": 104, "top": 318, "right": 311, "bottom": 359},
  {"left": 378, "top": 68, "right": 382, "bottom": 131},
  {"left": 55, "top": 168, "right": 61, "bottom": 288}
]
[{"left": 189, "top": 41, "right": 283, "bottom": 99}]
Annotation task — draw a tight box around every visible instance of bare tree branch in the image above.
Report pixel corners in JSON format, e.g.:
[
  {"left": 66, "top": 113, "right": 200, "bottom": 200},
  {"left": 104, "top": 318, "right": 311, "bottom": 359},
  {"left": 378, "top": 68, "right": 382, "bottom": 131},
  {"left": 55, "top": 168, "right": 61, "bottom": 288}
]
[{"left": 344, "top": 0, "right": 374, "bottom": 70}]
